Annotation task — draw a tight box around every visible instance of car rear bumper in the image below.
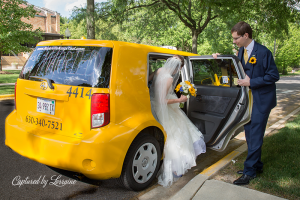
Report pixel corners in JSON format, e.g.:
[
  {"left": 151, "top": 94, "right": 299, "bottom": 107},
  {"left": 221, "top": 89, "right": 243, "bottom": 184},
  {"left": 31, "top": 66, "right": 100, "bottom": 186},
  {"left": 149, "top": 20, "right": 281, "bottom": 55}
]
[{"left": 5, "top": 110, "right": 136, "bottom": 180}]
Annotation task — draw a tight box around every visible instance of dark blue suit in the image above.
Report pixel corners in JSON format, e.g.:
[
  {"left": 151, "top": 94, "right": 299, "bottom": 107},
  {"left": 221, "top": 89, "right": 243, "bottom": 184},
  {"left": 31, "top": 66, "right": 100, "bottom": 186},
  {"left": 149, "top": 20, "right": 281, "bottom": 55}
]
[{"left": 238, "top": 41, "right": 279, "bottom": 177}]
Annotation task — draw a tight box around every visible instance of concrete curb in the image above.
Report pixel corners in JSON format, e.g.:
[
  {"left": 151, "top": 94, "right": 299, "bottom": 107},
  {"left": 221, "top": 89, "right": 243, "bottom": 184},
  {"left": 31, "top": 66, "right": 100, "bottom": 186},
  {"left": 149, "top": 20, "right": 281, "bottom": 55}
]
[
  {"left": 0, "top": 83, "right": 15, "bottom": 86},
  {"left": 170, "top": 174, "right": 209, "bottom": 200},
  {"left": 170, "top": 106, "right": 300, "bottom": 200},
  {"left": 0, "top": 94, "right": 14, "bottom": 100}
]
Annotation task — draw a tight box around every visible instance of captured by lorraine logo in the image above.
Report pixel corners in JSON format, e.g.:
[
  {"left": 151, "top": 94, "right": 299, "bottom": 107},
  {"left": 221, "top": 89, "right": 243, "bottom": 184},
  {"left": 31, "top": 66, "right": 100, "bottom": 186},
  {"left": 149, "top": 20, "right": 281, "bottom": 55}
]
[
  {"left": 40, "top": 82, "right": 48, "bottom": 90},
  {"left": 12, "top": 175, "right": 77, "bottom": 188}
]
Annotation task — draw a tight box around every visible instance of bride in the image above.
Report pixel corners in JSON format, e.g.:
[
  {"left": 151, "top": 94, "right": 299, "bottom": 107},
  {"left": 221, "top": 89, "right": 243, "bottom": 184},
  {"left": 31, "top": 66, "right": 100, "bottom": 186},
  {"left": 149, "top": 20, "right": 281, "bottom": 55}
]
[{"left": 149, "top": 55, "right": 206, "bottom": 187}]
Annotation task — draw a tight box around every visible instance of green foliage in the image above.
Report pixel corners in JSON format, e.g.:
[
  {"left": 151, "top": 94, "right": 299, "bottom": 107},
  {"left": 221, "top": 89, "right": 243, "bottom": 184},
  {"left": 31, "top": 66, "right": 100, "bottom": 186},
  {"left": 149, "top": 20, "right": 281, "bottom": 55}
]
[
  {"left": 0, "top": 0, "right": 41, "bottom": 54},
  {"left": 198, "top": 17, "right": 237, "bottom": 55},
  {"left": 275, "top": 23, "right": 300, "bottom": 71},
  {"left": 60, "top": 19, "right": 87, "bottom": 39},
  {"left": 287, "top": 66, "right": 293, "bottom": 72},
  {"left": 60, "top": 16, "right": 69, "bottom": 25},
  {"left": 106, "top": 0, "right": 300, "bottom": 53},
  {"left": 67, "top": 0, "right": 300, "bottom": 63},
  {"left": 0, "top": 0, "right": 41, "bottom": 70},
  {"left": 67, "top": 2, "right": 114, "bottom": 39}
]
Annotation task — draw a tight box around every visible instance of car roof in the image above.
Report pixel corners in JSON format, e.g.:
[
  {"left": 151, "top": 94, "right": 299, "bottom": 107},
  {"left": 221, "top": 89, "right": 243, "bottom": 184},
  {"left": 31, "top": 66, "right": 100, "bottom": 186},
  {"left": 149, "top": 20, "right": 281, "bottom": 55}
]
[{"left": 36, "top": 40, "right": 198, "bottom": 57}]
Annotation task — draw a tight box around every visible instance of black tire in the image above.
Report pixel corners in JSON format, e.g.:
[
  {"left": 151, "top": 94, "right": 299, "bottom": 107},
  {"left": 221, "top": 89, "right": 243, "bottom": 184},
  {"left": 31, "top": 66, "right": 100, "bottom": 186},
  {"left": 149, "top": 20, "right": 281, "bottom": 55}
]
[{"left": 118, "top": 133, "right": 161, "bottom": 191}]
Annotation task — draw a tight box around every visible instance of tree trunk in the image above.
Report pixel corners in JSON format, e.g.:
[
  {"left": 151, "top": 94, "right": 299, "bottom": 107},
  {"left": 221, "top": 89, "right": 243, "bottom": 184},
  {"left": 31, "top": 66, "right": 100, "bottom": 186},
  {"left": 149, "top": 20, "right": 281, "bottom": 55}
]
[
  {"left": 273, "top": 38, "right": 276, "bottom": 60},
  {"left": 0, "top": 50, "right": 2, "bottom": 71},
  {"left": 87, "top": 0, "right": 95, "bottom": 39},
  {"left": 192, "top": 29, "right": 198, "bottom": 54}
]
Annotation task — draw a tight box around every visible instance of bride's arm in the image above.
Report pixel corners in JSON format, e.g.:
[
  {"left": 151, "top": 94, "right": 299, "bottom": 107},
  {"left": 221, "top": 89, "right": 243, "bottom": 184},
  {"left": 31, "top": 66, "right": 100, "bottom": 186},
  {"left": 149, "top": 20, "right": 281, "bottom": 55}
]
[
  {"left": 165, "top": 78, "right": 188, "bottom": 104},
  {"left": 167, "top": 95, "right": 188, "bottom": 104},
  {"left": 149, "top": 68, "right": 161, "bottom": 82},
  {"left": 148, "top": 70, "right": 156, "bottom": 82}
]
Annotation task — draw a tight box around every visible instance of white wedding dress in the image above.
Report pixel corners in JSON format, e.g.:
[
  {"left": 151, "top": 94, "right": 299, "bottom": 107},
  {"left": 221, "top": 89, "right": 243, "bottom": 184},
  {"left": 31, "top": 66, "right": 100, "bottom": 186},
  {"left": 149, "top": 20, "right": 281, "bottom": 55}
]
[{"left": 150, "top": 57, "right": 206, "bottom": 187}]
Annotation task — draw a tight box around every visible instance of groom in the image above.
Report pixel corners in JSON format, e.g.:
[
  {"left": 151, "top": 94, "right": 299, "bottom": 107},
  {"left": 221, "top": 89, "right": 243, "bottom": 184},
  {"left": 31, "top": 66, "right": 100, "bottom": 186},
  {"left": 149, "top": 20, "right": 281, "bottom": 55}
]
[{"left": 215, "top": 21, "right": 279, "bottom": 185}]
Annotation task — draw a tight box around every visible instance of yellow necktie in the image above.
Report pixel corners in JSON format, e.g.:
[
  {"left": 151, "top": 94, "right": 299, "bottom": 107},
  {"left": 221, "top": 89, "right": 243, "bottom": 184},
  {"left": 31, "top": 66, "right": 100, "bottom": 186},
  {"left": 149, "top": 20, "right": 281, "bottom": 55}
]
[{"left": 244, "top": 49, "right": 248, "bottom": 64}]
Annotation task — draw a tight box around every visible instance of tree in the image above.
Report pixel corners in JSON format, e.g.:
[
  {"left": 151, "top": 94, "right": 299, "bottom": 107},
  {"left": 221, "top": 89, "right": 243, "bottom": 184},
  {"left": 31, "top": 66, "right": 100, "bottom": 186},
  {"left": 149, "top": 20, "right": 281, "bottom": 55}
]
[
  {"left": 0, "top": 0, "right": 41, "bottom": 71},
  {"left": 71, "top": 1, "right": 111, "bottom": 39},
  {"left": 87, "top": 0, "right": 95, "bottom": 39},
  {"left": 275, "top": 22, "right": 300, "bottom": 74},
  {"left": 60, "top": 19, "right": 87, "bottom": 39},
  {"left": 110, "top": 0, "right": 224, "bottom": 53},
  {"left": 112, "top": 5, "right": 191, "bottom": 48},
  {"left": 110, "top": 0, "right": 300, "bottom": 54}
]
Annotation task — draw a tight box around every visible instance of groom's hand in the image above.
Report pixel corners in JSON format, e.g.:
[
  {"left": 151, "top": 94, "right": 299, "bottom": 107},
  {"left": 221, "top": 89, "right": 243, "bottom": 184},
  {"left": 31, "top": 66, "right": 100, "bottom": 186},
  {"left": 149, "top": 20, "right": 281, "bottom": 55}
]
[
  {"left": 212, "top": 53, "right": 220, "bottom": 59},
  {"left": 237, "top": 75, "right": 250, "bottom": 86}
]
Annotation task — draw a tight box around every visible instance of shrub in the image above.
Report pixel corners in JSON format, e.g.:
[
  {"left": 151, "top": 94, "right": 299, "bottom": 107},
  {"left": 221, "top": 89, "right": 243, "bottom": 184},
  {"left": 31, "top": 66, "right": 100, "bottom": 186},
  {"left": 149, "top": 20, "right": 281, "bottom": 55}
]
[{"left": 286, "top": 66, "right": 293, "bottom": 72}]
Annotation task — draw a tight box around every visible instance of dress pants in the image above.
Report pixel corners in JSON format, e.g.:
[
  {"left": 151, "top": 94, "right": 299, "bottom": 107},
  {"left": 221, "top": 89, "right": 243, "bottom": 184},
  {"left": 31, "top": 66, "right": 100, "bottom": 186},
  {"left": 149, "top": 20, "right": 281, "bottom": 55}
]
[{"left": 243, "top": 102, "right": 271, "bottom": 177}]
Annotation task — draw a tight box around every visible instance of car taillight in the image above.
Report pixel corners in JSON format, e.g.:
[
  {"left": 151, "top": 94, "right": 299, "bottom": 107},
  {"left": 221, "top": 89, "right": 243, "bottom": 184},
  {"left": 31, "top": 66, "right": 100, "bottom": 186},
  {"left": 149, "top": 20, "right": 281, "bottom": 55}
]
[
  {"left": 91, "top": 93, "right": 110, "bottom": 128},
  {"left": 14, "top": 82, "right": 17, "bottom": 110}
]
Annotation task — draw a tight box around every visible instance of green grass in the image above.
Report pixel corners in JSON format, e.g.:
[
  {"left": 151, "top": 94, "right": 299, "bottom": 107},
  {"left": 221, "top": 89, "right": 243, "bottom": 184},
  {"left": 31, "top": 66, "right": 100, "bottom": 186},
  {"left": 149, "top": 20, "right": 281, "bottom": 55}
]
[
  {"left": 231, "top": 115, "right": 300, "bottom": 200},
  {"left": 0, "top": 85, "right": 15, "bottom": 95},
  {"left": 0, "top": 70, "right": 20, "bottom": 83},
  {"left": 3, "top": 70, "right": 21, "bottom": 74}
]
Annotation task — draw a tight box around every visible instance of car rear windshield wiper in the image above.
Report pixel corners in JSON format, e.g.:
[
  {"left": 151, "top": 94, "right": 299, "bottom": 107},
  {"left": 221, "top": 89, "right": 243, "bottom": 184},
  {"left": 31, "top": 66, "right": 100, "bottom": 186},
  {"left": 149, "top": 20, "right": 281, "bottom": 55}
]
[{"left": 29, "top": 76, "right": 55, "bottom": 89}]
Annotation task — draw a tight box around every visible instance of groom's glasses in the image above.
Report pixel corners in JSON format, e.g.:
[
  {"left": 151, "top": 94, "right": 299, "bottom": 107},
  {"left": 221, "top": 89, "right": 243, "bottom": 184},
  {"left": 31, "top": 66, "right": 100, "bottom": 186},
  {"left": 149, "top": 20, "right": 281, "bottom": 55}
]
[{"left": 233, "top": 35, "right": 244, "bottom": 41}]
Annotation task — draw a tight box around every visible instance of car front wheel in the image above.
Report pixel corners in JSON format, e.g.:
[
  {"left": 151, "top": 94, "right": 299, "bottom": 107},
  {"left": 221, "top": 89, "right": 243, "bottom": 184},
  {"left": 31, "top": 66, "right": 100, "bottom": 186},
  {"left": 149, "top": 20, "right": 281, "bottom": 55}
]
[{"left": 119, "top": 133, "right": 161, "bottom": 191}]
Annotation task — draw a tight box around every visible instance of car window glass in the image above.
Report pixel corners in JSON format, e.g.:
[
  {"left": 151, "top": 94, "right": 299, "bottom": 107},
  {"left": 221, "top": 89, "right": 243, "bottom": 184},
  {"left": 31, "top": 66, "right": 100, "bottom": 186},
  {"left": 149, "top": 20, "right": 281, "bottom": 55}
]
[
  {"left": 148, "top": 55, "right": 173, "bottom": 86},
  {"left": 149, "top": 57, "right": 168, "bottom": 73},
  {"left": 191, "top": 59, "right": 238, "bottom": 87},
  {"left": 19, "top": 46, "right": 113, "bottom": 88}
]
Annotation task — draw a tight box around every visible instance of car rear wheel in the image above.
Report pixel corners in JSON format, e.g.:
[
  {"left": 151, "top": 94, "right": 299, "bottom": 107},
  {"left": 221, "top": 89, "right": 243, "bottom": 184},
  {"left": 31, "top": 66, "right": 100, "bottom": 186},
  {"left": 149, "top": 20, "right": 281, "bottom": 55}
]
[{"left": 119, "top": 133, "right": 161, "bottom": 191}]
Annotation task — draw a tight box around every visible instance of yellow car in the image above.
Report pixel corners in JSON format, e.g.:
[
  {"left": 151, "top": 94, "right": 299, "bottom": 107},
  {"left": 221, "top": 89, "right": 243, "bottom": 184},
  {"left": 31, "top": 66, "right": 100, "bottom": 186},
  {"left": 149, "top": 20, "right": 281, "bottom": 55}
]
[{"left": 5, "top": 40, "right": 251, "bottom": 191}]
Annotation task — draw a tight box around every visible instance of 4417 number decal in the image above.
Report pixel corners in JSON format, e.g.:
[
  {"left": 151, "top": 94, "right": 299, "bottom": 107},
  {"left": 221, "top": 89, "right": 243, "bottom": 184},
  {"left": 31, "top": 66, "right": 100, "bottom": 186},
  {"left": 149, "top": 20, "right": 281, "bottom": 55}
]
[{"left": 66, "top": 87, "right": 92, "bottom": 99}]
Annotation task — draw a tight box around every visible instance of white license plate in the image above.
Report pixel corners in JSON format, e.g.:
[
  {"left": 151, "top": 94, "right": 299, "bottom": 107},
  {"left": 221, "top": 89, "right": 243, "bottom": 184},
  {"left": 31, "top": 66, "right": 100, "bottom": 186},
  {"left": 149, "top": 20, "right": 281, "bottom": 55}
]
[{"left": 37, "top": 98, "right": 55, "bottom": 115}]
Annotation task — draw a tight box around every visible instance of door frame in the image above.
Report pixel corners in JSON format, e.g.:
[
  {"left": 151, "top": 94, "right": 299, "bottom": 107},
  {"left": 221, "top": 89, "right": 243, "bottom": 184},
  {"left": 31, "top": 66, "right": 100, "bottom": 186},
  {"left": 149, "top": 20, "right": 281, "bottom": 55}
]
[{"left": 186, "top": 55, "right": 252, "bottom": 151}]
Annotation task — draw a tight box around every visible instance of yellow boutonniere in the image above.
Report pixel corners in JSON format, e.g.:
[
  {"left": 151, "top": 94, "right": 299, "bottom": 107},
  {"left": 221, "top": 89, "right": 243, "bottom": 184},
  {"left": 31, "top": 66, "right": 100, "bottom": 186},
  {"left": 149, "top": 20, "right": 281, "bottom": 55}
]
[{"left": 249, "top": 56, "right": 257, "bottom": 64}]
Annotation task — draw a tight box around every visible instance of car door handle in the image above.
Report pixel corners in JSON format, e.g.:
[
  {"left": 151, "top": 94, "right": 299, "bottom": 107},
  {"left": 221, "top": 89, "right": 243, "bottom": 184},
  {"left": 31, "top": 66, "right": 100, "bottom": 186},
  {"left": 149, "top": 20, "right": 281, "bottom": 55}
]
[{"left": 196, "top": 95, "right": 202, "bottom": 101}]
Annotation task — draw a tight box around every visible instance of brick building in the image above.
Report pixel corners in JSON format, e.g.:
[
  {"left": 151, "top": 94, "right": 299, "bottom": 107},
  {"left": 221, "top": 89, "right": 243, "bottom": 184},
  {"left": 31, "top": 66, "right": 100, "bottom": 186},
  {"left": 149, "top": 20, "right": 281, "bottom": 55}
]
[
  {"left": 21, "top": 3, "right": 64, "bottom": 42},
  {"left": 2, "top": 3, "right": 64, "bottom": 67}
]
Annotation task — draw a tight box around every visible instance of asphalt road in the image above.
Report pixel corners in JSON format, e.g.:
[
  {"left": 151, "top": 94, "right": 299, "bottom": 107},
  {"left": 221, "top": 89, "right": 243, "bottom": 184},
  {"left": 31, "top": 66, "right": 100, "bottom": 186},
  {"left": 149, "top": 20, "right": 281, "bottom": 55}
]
[
  {"left": 0, "top": 100, "right": 243, "bottom": 200},
  {"left": 0, "top": 75, "right": 299, "bottom": 200},
  {"left": 0, "top": 99, "right": 139, "bottom": 200}
]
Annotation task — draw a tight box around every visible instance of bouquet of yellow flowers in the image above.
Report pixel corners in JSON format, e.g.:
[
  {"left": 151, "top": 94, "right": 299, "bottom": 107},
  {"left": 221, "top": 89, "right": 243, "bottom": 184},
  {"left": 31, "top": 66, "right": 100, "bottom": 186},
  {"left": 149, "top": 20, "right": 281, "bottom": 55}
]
[{"left": 175, "top": 81, "right": 197, "bottom": 108}]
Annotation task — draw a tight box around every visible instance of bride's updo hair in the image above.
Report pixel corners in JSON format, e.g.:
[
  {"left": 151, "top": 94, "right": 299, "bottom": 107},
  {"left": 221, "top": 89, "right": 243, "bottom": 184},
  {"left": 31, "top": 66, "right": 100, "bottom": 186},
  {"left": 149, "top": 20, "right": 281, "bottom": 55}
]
[{"left": 173, "top": 55, "right": 184, "bottom": 67}]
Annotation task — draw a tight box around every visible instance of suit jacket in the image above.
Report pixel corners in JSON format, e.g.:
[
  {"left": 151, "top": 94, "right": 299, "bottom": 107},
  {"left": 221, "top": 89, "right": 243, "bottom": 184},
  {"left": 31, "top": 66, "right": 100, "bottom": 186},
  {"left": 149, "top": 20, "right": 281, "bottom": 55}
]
[{"left": 238, "top": 41, "right": 280, "bottom": 113}]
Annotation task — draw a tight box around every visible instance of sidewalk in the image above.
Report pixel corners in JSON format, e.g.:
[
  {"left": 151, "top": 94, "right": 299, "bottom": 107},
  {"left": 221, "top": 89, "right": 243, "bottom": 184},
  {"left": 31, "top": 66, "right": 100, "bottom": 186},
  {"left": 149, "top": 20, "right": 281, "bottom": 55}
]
[
  {"left": 172, "top": 174, "right": 285, "bottom": 200},
  {"left": 139, "top": 106, "right": 300, "bottom": 200},
  {"left": 0, "top": 83, "right": 15, "bottom": 86}
]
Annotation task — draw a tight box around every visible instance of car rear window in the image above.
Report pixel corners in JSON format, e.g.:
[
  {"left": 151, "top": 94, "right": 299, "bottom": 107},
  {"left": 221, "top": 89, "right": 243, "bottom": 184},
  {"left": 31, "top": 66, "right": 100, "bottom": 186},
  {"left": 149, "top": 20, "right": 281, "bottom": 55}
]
[{"left": 19, "top": 46, "right": 113, "bottom": 88}]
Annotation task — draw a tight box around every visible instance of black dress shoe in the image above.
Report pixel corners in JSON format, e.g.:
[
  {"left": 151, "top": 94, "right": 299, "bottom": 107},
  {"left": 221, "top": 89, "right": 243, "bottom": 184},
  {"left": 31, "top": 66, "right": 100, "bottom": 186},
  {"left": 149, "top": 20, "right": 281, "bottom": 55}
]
[
  {"left": 237, "top": 169, "right": 263, "bottom": 174},
  {"left": 233, "top": 174, "right": 255, "bottom": 185}
]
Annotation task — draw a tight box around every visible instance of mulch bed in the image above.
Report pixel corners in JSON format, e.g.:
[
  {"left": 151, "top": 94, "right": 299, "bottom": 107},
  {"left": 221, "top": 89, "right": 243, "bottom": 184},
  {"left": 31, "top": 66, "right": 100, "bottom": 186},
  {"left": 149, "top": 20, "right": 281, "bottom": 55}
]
[{"left": 0, "top": 71, "right": 13, "bottom": 74}]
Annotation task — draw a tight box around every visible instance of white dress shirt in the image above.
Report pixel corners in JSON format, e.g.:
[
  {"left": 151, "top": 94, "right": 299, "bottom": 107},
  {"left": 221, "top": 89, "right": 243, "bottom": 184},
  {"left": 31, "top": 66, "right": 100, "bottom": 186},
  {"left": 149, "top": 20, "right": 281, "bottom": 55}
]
[{"left": 244, "top": 40, "right": 254, "bottom": 58}]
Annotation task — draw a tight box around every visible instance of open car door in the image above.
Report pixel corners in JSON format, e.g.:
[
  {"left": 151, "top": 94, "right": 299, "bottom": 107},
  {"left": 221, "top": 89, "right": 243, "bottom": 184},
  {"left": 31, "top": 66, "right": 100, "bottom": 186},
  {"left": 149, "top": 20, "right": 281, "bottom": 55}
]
[{"left": 185, "top": 55, "right": 252, "bottom": 151}]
